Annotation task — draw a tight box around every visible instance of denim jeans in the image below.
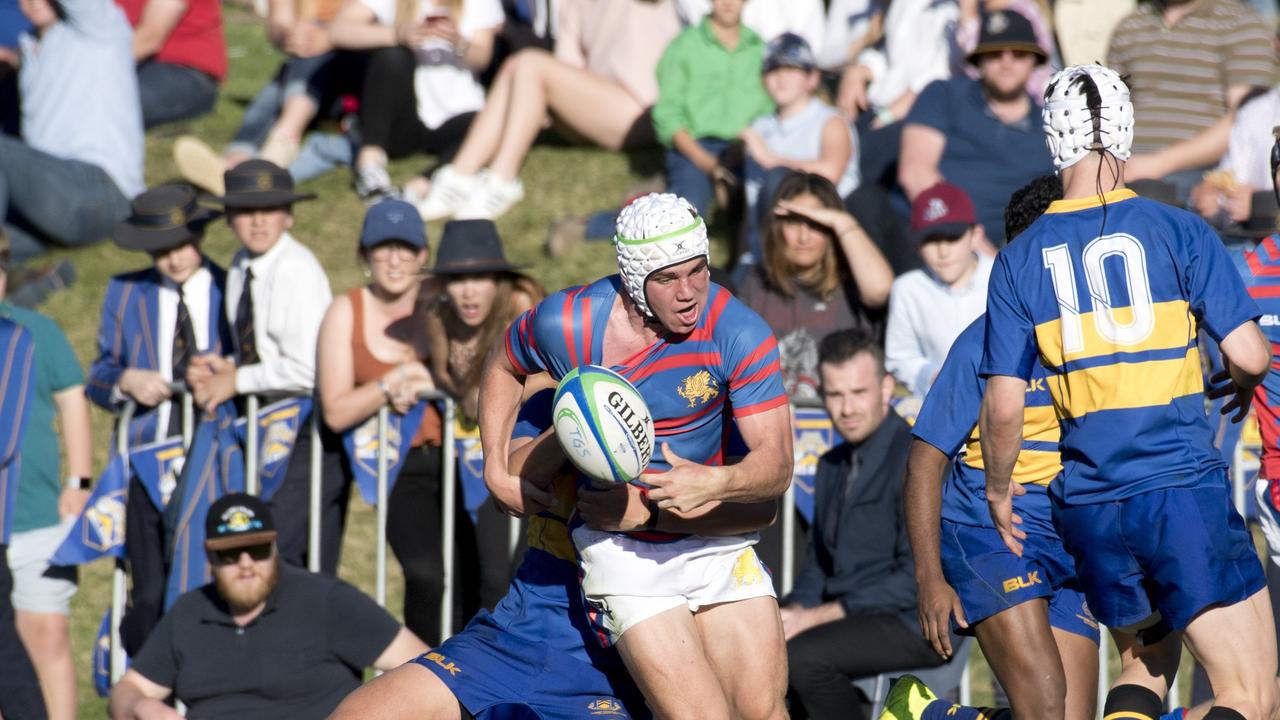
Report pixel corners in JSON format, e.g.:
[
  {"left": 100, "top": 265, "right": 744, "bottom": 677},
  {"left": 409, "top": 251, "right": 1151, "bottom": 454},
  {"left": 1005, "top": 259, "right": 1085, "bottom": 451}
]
[
  {"left": 229, "top": 53, "right": 337, "bottom": 155},
  {"left": 136, "top": 61, "right": 218, "bottom": 129},
  {"left": 665, "top": 137, "right": 733, "bottom": 219},
  {"left": 0, "top": 135, "right": 131, "bottom": 262}
]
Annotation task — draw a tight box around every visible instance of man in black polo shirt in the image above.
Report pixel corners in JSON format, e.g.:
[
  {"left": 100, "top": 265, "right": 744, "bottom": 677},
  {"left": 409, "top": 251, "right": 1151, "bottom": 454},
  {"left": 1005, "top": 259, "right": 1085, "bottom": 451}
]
[{"left": 107, "top": 493, "right": 426, "bottom": 720}]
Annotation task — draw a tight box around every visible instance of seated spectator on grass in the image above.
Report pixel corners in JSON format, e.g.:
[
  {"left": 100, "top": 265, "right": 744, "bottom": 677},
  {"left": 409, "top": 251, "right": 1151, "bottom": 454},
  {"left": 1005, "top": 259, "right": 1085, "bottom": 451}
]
[
  {"left": 737, "top": 172, "right": 892, "bottom": 407},
  {"left": 3, "top": 0, "right": 143, "bottom": 267},
  {"left": 899, "top": 9, "right": 1051, "bottom": 245},
  {"left": 172, "top": 0, "right": 366, "bottom": 195},
  {"left": 413, "top": 0, "right": 681, "bottom": 221},
  {"left": 954, "top": 0, "right": 1058, "bottom": 102},
  {"left": 188, "top": 161, "right": 347, "bottom": 576},
  {"left": 783, "top": 328, "right": 948, "bottom": 720},
  {"left": 329, "top": 0, "right": 503, "bottom": 204},
  {"left": 1108, "top": 0, "right": 1277, "bottom": 200},
  {"left": 884, "top": 183, "right": 992, "bottom": 398},
  {"left": 316, "top": 198, "right": 470, "bottom": 646},
  {"left": 816, "top": 0, "right": 882, "bottom": 74},
  {"left": 647, "top": 0, "right": 772, "bottom": 221},
  {"left": 115, "top": 0, "right": 225, "bottom": 128},
  {"left": 675, "top": 0, "right": 825, "bottom": 58},
  {"left": 107, "top": 493, "right": 428, "bottom": 720},
  {"left": 86, "top": 184, "right": 234, "bottom": 656},
  {"left": 420, "top": 219, "right": 548, "bottom": 610},
  {"left": 739, "top": 33, "right": 859, "bottom": 268},
  {"left": 1190, "top": 86, "right": 1280, "bottom": 234},
  {"left": 835, "top": 0, "right": 957, "bottom": 132}
]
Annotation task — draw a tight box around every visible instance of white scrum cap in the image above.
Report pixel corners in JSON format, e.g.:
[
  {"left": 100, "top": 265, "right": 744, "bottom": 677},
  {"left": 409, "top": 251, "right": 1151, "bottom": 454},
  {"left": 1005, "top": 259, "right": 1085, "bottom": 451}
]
[
  {"left": 613, "top": 193, "right": 709, "bottom": 317},
  {"left": 1042, "top": 64, "right": 1134, "bottom": 171}
]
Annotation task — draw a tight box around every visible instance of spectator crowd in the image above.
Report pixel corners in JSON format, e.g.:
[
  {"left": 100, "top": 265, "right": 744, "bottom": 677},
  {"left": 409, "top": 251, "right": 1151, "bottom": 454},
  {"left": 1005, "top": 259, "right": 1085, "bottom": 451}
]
[{"left": 1, "top": 0, "right": 1280, "bottom": 715}]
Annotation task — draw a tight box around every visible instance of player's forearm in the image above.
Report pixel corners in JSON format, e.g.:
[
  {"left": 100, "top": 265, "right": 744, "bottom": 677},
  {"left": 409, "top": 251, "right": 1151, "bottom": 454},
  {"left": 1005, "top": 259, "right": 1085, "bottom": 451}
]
[
  {"left": 509, "top": 430, "right": 565, "bottom": 488},
  {"left": 978, "top": 404, "right": 1021, "bottom": 497},
  {"left": 714, "top": 441, "right": 793, "bottom": 503},
  {"left": 477, "top": 340, "right": 526, "bottom": 476},
  {"left": 1221, "top": 321, "right": 1270, "bottom": 389},
  {"left": 905, "top": 439, "right": 950, "bottom": 584}
]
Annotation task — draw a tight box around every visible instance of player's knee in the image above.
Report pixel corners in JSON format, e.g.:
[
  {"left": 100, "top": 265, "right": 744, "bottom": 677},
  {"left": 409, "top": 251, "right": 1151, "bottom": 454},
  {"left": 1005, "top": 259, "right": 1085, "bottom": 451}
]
[
  {"left": 1007, "top": 673, "right": 1067, "bottom": 720},
  {"left": 730, "top": 685, "right": 786, "bottom": 720}
]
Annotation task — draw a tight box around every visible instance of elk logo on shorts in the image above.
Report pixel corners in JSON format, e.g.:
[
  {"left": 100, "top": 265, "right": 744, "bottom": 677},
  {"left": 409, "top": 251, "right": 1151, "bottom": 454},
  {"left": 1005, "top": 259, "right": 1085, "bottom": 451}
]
[
  {"left": 587, "top": 698, "right": 626, "bottom": 716},
  {"left": 732, "top": 548, "right": 764, "bottom": 589}
]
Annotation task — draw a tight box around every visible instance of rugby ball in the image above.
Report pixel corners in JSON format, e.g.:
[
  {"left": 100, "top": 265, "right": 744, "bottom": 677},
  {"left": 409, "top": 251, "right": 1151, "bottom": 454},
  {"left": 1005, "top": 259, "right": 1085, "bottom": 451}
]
[{"left": 553, "top": 366, "right": 655, "bottom": 488}]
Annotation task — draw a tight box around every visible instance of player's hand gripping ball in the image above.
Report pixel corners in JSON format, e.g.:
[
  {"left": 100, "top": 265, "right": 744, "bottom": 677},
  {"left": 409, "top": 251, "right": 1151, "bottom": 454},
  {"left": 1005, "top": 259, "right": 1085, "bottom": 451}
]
[{"left": 553, "top": 366, "right": 655, "bottom": 489}]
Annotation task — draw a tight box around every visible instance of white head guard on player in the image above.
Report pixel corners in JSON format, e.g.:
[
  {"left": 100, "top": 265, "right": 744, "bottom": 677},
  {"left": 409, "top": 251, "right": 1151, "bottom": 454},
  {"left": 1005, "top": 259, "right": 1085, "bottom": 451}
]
[
  {"left": 614, "top": 193, "right": 709, "bottom": 318},
  {"left": 1042, "top": 64, "right": 1134, "bottom": 171}
]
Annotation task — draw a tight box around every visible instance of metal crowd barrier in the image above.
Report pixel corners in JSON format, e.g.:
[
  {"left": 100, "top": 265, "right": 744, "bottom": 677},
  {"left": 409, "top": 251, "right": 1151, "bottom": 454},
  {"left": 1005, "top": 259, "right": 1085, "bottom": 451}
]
[
  {"left": 109, "top": 382, "right": 191, "bottom": 686},
  {"left": 371, "top": 391, "right": 460, "bottom": 639}
]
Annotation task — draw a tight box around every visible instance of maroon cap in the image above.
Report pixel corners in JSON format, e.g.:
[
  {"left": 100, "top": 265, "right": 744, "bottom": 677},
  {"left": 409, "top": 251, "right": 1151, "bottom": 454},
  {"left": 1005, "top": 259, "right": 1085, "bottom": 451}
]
[{"left": 910, "top": 183, "right": 977, "bottom": 243}]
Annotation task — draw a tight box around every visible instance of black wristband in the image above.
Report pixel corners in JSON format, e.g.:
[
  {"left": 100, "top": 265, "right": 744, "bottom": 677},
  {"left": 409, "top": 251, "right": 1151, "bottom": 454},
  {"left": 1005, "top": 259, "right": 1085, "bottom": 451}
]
[
  {"left": 66, "top": 476, "right": 92, "bottom": 491},
  {"left": 644, "top": 496, "right": 661, "bottom": 530}
]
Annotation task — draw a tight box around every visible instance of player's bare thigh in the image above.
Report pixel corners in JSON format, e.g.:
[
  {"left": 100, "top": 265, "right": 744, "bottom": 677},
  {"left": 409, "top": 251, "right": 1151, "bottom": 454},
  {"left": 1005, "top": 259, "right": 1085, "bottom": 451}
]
[
  {"left": 694, "top": 596, "right": 789, "bottom": 720},
  {"left": 1183, "top": 589, "right": 1279, "bottom": 719},
  {"left": 615, "top": 604, "right": 734, "bottom": 720},
  {"left": 973, "top": 598, "right": 1070, "bottom": 720},
  {"left": 1052, "top": 627, "right": 1099, "bottom": 720},
  {"left": 328, "top": 661, "right": 463, "bottom": 720}
]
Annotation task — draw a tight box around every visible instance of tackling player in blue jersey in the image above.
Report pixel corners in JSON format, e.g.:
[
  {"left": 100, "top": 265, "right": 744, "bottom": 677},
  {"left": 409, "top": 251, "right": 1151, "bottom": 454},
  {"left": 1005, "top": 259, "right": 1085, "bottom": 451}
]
[
  {"left": 979, "top": 64, "right": 1275, "bottom": 720},
  {"left": 892, "top": 174, "right": 1100, "bottom": 720}
]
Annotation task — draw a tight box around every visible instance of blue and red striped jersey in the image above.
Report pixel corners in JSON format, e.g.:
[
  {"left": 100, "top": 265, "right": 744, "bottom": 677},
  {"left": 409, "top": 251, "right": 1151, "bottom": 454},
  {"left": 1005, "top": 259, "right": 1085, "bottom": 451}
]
[
  {"left": 505, "top": 275, "right": 787, "bottom": 484},
  {"left": 1237, "top": 234, "right": 1280, "bottom": 481}
]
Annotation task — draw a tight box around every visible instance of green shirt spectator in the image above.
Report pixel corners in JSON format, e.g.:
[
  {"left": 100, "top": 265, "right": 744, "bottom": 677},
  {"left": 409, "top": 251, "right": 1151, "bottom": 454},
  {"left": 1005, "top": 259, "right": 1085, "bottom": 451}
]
[
  {"left": 652, "top": 17, "right": 773, "bottom": 145},
  {"left": 0, "top": 302, "right": 84, "bottom": 533}
]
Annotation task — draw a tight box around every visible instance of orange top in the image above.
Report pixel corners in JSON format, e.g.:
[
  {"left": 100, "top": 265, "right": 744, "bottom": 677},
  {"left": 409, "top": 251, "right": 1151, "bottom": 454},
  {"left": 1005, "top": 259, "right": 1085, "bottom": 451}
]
[{"left": 349, "top": 287, "right": 441, "bottom": 447}]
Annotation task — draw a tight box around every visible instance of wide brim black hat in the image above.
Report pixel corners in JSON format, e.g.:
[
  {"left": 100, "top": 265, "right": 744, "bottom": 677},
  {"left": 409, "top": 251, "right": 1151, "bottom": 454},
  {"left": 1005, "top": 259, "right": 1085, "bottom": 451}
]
[
  {"left": 209, "top": 159, "right": 317, "bottom": 209},
  {"left": 114, "top": 183, "right": 221, "bottom": 253},
  {"left": 433, "top": 219, "right": 524, "bottom": 275}
]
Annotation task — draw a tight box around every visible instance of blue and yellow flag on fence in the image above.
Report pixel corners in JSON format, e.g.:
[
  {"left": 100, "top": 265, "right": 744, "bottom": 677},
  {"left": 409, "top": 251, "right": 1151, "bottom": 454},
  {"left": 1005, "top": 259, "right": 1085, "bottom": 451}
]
[
  {"left": 344, "top": 401, "right": 427, "bottom": 504},
  {"left": 164, "top": 403, "right": 245, "bottom": 610},
  {"left": 791, "top": 407, "right": 839, "bottom": 524},
  {"left": 51, "top": 456, "right": 129, "bottom": 565},
  {"left": 237, "top": 396, "right": 310, "bottom": 501}
]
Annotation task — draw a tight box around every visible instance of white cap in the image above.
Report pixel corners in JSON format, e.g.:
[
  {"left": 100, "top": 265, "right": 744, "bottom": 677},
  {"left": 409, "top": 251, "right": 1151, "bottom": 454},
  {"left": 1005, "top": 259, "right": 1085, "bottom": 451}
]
[
  {"left": 1042, "top": 64, "right": 1134, "bottom": 171},
  {"left": 614, "top": 193, "right": 709, "bottom": 318}
]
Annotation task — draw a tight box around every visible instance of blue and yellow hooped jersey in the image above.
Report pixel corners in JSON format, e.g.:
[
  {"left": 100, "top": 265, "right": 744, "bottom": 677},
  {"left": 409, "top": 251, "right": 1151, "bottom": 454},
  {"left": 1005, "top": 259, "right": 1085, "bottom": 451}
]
[
  {"left": 981, "top": 189, "right": 1260, "bottom": 504},
  {"left": 505, "top": 275, "right": 787, "bottom": 536},
  {"left": 914, "top": 317, "right": 1060, "bottom": 536}
]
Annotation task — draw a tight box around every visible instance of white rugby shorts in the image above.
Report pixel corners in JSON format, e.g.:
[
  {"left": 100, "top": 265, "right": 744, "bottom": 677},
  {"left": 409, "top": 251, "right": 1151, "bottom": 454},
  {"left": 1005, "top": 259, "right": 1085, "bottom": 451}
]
[{"left": 572, "top": 528, "right": 776, "bottom": 642}]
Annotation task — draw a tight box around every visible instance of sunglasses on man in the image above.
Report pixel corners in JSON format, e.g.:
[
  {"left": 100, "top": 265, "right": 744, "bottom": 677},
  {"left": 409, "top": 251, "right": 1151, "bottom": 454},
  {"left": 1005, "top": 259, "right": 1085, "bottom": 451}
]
[{"left": 210, "top": 543, "right": 273, "bottom": 566}]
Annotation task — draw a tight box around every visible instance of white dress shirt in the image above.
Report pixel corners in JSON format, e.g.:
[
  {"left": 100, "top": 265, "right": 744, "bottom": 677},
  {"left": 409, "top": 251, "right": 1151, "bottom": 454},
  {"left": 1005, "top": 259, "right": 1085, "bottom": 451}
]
[
  {"left": 884, "top": 253, "right": 993, "bottom": 397},
  {"left": 225, "top": 232, "right": 333, "bottom": 396},
  {"left": 1219, "top": 86, "right": 1280, "bottom": 190}
]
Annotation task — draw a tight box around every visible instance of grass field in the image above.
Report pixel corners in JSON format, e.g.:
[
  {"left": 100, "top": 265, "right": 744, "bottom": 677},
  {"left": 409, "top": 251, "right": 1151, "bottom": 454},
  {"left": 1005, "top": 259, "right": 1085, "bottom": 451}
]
[{"left": 40, "top": 5, "right": 1199, "bottom": 715}]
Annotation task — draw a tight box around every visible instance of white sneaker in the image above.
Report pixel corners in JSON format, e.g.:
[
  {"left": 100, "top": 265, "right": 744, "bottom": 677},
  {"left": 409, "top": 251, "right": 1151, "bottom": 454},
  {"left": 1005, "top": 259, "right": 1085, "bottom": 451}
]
[
  {"left": 455, "top": 171, "right": 524, "bottom": 220},
  {"left": 354, "top": 164, "right": 398, "bottom": 205},
  {"left": 416, "top": 164, "right": 479, "bottom": 221}
]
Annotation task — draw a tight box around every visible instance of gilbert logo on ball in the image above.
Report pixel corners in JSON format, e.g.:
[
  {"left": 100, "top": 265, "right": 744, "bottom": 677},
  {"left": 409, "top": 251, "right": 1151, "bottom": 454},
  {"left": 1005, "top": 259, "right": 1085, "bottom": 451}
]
[{"left": 553, "top": 366, "right": 655, "bottom": 488}]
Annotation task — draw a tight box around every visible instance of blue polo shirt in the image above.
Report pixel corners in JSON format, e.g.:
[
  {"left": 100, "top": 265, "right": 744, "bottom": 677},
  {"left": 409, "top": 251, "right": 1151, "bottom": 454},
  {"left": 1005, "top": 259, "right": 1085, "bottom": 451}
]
[{"left": 905, "top": 77, "right": 1053, "bottom": 245}]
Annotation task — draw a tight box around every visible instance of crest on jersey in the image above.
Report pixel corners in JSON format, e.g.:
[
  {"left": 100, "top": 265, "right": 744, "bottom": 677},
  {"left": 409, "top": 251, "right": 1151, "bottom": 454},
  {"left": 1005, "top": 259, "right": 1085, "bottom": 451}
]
[
  {"left": 677, "top": 370, "right": 719, "bottom": 408},
  {"left": 923, "top": 197, "right": 949, "bottom": 223},
  {"left": 588, "top": 698, "right": 626, "bottom": 716}
]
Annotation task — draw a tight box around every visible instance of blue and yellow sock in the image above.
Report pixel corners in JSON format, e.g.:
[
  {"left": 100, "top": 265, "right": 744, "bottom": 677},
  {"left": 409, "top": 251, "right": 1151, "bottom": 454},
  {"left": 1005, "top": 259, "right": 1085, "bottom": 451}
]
[{"left": 919, "top": 700, "right": 1012, "bottom": 720}]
